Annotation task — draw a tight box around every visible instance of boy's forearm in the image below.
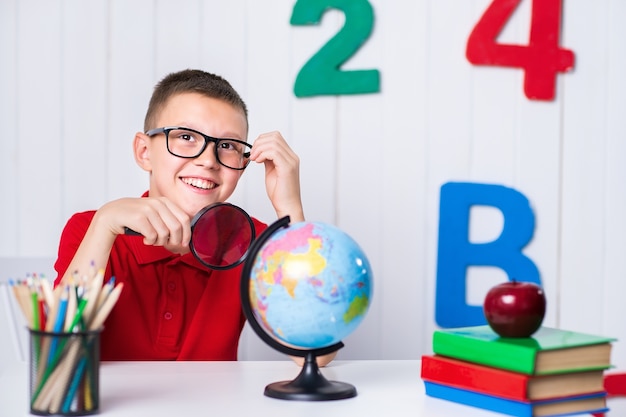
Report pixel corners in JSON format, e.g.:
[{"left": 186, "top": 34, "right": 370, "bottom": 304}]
[
  {"left": 59, "top": 214, "right": 116, "bottom": 284},
  {"left": 281, "top": 205, "right": 305, "bottom": 223},
  {"left": 290, "top": 351, "right": 337, "bottom": 367}
]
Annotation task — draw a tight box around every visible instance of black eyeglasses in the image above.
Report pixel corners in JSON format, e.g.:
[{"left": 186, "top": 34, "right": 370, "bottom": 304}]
[{"left": 146, "top": 126, "right": 252, "bottom": 170}]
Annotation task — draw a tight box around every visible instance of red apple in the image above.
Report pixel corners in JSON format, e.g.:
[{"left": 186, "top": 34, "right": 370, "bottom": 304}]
[{"left": 483, "top": 280, "right": 546, "bottom": 338}]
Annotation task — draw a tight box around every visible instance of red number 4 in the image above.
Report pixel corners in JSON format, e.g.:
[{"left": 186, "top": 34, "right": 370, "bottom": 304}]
[{"left": 466, "top": 0, "right": 574, "bottom": 101}]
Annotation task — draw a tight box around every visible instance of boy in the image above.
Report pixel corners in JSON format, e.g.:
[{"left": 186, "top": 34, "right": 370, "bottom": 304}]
[{"left": 54, "top": 69, "right": 334, "bottom": 364}]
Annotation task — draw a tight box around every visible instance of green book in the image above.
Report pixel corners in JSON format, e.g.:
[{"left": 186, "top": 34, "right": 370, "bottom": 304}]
[{"left": 432, "top": 325, "right": 615, "bottom": 375}]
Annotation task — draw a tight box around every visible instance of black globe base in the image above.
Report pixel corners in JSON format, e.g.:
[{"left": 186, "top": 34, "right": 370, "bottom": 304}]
[{"left": 264, "top": 352, "right": 357, "bottom": 401}]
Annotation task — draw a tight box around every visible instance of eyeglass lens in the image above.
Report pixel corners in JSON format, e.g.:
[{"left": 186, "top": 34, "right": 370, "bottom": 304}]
[{"left": 166, "top": 128, "right": 250, "bottom": 169}]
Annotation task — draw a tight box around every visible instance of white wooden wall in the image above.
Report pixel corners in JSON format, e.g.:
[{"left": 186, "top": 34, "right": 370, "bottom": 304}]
[{"left": 1, "top": 0, "right": 625, "bottom": 367}]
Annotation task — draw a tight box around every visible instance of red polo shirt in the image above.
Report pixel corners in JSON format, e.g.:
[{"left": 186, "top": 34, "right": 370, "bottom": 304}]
[{"left": 54, "top": 201, "right": 267, "bottom": 361}]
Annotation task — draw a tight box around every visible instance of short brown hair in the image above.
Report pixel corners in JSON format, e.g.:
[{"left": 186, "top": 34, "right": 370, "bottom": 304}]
[{"left": 144, "top": 69, "right": 248, "bottom": 132}]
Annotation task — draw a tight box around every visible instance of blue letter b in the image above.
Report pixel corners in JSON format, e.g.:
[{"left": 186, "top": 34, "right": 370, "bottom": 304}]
[{"left": 435, "top": 182, "right": 540, "bottom": 328}]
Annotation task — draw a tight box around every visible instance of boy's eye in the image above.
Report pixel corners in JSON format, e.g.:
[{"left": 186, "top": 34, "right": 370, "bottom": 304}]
[
  {"left": 179, "top": 133, "right": 196, "bottom": 142},
  {"left": 219, "top": 140, "right": 239, "bottom": 152}
]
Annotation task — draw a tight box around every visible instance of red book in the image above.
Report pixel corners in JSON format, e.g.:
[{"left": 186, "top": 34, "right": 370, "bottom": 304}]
[{"left": 421, "top": 354, "right": 605, "bottom": 401}]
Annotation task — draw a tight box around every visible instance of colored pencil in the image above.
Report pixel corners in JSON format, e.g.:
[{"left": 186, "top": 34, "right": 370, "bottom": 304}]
[
  {"left": 89, "top": 282, "right": 124, "bottom": 330},
  {"left": 47, "top": 285, "right": 69, "bottom": 366}
]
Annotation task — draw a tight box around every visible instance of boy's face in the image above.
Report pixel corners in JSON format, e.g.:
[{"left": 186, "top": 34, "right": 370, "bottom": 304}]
[{"left": 135, "top": 92, "right": 248, "bottom": 218}]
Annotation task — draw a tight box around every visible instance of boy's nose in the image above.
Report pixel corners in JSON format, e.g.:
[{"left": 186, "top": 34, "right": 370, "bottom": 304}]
[{"left": 194, "top": 143, "right": 219, "bottom": 168}]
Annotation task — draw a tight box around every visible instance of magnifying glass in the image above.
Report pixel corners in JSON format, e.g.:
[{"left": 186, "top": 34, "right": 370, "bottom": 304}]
[{"left": 124, "top": 202, "right": 256, "bottom": 270}]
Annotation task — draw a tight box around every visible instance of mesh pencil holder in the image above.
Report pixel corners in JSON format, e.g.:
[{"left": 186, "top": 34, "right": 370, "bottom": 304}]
[{"left": 28, "top": 328, "right": 101, "bottom": 416}]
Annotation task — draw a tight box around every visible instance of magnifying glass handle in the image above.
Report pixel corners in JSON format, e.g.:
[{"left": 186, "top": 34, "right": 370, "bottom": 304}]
[{"left": 124, "top": 227, "right": 142, "bottom": 236}]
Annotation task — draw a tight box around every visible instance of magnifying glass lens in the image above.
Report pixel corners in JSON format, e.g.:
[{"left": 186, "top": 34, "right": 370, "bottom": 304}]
[{"left": 191, "top": 204, "right": 255, "bottom": 269}]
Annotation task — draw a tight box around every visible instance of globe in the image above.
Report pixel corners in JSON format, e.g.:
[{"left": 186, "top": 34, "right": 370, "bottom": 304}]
[{"left": 240, "top": 217, "right": 373, "bottom": 401}]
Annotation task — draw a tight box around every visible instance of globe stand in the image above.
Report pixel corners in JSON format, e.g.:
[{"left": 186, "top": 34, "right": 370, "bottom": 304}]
[
  {"left": 240, "top": 216, "right": 366, "bottom": 401},
  {"left": 264, "top": 351, "right": 357, "bottom": 401}
]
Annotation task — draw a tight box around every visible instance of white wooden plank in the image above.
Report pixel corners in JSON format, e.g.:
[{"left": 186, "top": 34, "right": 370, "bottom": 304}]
[
  {"left": 107, "top": 0, "right": 157, "bottom": 200},
  {"left": 284, "top": 5, "right": 341, "bottom": 226},
  {"left": 601, "top": 0, "right": 626, "bottom": 369},
  {"left": 377, "top": 0, "right": 429, "bottom": 359},
  {"left": 514, "top": 100, "right": 563, "bottom": 329},
  {"left": 335, "top": 93, "right": 384, "bottom": 360},
  {"left": 334, "top": 0, "right": 384, "bottom": 359},
  {"left": 559, "top": 0, "right": 609, "bottom": 333},
  {"left": 424, "top": 0, "right": 476, "bottom": 348},
  {"left": 287, "top": 95, "right": 338, "bottom": 226},
  {"left": 0, "top": 0, "right": 19, "bottom": 255},
  {"left": 154, "top": 0, "right": 202, "bottom": 75},
  {"left": 17, "top": 0, "right": 63, "bottom": 256},
  {"left": 61, "top": 0, "right": 109, "bottom": 219},
  {"left": 198, "top": 0, "right": 247, "bottom": 87}
]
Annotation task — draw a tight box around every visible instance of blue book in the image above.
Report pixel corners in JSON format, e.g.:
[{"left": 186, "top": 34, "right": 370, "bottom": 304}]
[{"left": 424, "top": 381, "right": 608, "bottom": 417}]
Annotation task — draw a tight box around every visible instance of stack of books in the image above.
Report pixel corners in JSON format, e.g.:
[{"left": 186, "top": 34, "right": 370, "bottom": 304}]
[{"left": 421, "top": 325, "right": 615, "bottom": 417}]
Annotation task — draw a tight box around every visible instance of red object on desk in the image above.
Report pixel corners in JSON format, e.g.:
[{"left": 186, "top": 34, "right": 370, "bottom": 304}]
[{"left": 591, "top": 373, "right": 626, "bottom": 417}]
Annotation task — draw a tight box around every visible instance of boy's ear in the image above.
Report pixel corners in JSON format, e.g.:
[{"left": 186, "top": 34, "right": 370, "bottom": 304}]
[{"left": 133, "top": 132, "right": 152, "bottom": 171}]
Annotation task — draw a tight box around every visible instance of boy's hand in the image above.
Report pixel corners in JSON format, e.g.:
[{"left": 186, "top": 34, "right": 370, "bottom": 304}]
[
  {"left": 290, "top": 351, "right": 337, "bottom": 367},
  {"left": 249, "top": 131, "right": 304, "bottom": 222},
  {"left": 96, "top": 197, "right": 192, "bottom": 249}
]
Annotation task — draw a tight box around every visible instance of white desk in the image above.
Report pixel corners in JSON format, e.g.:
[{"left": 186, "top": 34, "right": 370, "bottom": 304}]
[{"left": 0, "top": 360, "right": 615, "bottom": 416}]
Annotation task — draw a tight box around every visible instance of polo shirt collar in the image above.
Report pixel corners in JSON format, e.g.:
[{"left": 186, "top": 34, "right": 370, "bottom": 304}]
[{"left": 125, "top": 234, "right": 212, "bottom": 271}]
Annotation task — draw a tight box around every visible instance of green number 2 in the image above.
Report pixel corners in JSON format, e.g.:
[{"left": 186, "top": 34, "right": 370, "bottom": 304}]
[{"left": 290, "top": 0, "right": 381, "bottom": 97}]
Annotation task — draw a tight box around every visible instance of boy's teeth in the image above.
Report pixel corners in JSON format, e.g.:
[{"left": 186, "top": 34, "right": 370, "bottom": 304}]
[{"left": 182, "top": 178, "right": 215, "bottom": 190}]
